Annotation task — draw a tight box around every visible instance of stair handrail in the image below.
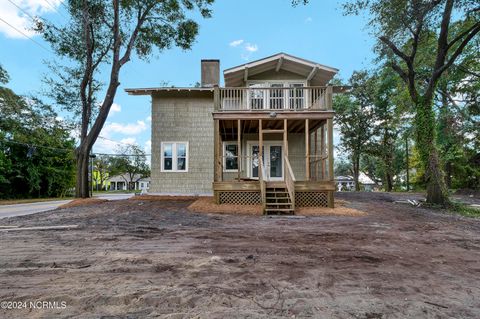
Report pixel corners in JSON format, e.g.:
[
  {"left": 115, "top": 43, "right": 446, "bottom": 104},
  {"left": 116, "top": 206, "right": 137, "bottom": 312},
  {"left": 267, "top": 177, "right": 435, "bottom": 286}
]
[
  {"left": 284, "top": 155, "right": 296, "bottom": 211},
  {"left": 259, "top": 157, "right": 267, "bottom": 214}
]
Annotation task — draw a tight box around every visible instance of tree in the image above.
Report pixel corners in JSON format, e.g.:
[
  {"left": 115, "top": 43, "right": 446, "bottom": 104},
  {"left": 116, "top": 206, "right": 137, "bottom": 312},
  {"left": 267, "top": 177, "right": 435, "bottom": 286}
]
[
  {"left": 343, "top": 0, "right": 480, "bottom": 205},
  {"left": 367, "top": 66, "right": 409, "bottom": 191},
  {"left": 0, "top": 66, "right": 75, "bottom": 199},
  {"left": 92, "top": 154, "right": 110, "bottom": 190},
  {"left": 108, "top": 145, "right": 150, "bottom": 190},
  {"left": 37, "top": 0, "right": 214, "bottom": 198},
  {"left": 0, "top": 65, "right": 9, "bottom": 84},
  {"left": 334, "top": 71, "right": 377, "bottom": 191}
]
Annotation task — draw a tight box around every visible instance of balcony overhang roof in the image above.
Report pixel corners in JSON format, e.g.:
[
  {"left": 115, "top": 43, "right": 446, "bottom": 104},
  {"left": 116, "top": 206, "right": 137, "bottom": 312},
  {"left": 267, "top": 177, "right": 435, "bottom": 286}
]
[{"left": 223, "top": 52, "right": 339, "bottom": 87}]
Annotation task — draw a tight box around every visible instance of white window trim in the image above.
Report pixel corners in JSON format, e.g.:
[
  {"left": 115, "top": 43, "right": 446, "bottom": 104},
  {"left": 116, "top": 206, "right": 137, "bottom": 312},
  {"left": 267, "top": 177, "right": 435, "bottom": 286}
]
[
  {"left": 223, "top": 141, "right": 239, "bottom": 173},
  {"left": 161, "top": 142, "right": 189, "bottom": 172}
]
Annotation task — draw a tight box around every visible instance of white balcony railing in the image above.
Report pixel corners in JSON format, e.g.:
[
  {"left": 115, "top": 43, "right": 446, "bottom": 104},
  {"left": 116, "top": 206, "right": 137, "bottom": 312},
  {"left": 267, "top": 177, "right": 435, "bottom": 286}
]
[{"left": 216, "top": 86, "right": 332, "bottom": 111}]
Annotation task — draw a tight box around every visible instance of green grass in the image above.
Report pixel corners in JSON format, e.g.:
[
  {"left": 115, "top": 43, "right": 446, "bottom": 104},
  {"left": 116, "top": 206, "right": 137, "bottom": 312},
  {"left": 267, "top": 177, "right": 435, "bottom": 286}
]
[{"left": 448, "top": 202, "right": 480, "bottom": 218}]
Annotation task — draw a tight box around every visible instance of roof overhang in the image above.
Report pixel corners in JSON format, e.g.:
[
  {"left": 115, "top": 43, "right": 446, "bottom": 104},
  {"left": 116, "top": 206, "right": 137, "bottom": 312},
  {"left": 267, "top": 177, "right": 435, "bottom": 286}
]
[
  {"left": 125, "top": 87, "right": 214, "bottom": 96},
  {"left": 224, "top": 52, "right": 339, "bottom": 87}
]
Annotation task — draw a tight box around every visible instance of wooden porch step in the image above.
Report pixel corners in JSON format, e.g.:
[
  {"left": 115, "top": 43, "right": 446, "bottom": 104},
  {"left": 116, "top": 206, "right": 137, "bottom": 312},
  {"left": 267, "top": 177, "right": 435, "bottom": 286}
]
[
  {"left": 265, "top": 208, "right": 294, "bottom": 214},
  {"left": 266, "top": 196, "right": 290, "bottom": 200},
  {"left": 266, "top": 202, "right": 292, "bottom": 206}
]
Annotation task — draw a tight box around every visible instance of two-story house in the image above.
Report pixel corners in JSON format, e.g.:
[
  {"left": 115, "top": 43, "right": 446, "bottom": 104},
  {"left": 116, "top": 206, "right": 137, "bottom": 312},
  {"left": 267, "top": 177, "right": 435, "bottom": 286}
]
[{"left": 126, "top": 53, "right": 339, "bottom": 214}]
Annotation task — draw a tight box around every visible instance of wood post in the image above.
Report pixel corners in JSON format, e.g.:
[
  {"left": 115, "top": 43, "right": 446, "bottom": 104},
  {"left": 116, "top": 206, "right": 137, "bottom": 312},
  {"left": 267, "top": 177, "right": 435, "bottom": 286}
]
[
  {"left": 321, "top": 123, "right": 326, "bottom": 180},
  {"left": 327, "top": 118, "right": 334, "bottom": 181},
  {"left": 314, "top": 127, "right": 318, "bottom": 181},
  {"left": 283, "top": 119, "right": 288, "bottom": 156},
  {"left": 259, "top": 119, "right": 263, "bottom": 180},
  {"left": 214, "top": 119, "right": 221, "bottom": 183},
  {"left": 305, "top": 119, "right": 310, "bottom": 181},
  {"left": 237, "top": 119, "right": 241, "bottom": 180},
  {"left": 326, "top": 85, "right": 333, "bottom": 110},
  {"left": 213, "top": 85, "right": 220, "bottom": 111}
]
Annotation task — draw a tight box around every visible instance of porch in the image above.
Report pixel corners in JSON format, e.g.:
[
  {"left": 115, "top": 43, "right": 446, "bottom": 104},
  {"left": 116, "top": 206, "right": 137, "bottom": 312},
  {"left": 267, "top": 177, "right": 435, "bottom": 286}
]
[{"left": 212, "top": 116, "right": 335, "bottom": 212}]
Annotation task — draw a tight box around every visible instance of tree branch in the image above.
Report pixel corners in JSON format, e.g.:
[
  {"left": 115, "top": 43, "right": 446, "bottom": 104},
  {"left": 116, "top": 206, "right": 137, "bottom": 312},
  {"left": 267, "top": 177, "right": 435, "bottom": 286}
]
[{"left": 379, "top": 36, "right": 411, "bottom": 64}]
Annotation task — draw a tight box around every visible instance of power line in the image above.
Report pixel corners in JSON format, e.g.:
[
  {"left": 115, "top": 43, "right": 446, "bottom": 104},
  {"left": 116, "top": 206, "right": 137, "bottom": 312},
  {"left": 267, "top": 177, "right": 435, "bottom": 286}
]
[
  {"left": 43, "top": 0, "right": 70, "bottom": 21},
  {"left": 0, "top": 16, "right": 53, "bottom": 54},
  {"left": 6, "top": 0, "right": 38, "bottom": 22}
]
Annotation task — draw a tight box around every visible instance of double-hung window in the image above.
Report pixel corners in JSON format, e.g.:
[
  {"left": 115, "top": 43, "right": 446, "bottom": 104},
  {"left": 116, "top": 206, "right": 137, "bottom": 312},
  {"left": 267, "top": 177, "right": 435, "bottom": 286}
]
[
  {"left": 223, "top": 142, "right": 238, "bottom": 172},
  {"left": 161, "top": 142, "right": 188, "bottom": 172}
]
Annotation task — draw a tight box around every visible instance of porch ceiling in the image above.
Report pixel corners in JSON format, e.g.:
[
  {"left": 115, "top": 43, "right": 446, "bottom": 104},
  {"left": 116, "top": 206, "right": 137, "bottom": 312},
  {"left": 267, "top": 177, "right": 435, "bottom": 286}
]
[{"left": 219, "top": 119, "right": 325, "bottom": 140}]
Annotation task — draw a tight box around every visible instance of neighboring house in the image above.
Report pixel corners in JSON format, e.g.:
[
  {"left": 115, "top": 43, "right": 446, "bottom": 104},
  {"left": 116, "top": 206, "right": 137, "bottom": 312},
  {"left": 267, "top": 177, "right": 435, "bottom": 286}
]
[
  {"left": 335, "top": 176, "right": 355, "bottom": 191},
  {"left": 107, "top": 174, "right": 151, "bottom": 192},
  {"left": 127, "top": 53, "right": 343, "bottom": 213},
  {"left": 335, "top": 173, "right": 377, "bottom": 191}
]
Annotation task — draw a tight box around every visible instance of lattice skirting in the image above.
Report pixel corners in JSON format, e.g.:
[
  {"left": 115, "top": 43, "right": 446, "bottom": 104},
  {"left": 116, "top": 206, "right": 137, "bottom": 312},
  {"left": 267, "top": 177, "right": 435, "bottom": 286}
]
[
  {"left": 295, "top": 191, "right": 329, "bottom": 207},
  {"left": 218, "top": 191, "right": 261, "bottom": 205}
]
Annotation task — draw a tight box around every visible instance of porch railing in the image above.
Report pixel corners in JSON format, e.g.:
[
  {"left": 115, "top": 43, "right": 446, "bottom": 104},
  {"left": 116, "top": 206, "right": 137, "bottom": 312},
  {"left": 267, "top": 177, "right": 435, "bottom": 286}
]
[
  {"left": 217, "top": 86, "right": 332, "bottom": 111},
  {"left": 284, "top": 156, "right": 296, "bottom": 211}
]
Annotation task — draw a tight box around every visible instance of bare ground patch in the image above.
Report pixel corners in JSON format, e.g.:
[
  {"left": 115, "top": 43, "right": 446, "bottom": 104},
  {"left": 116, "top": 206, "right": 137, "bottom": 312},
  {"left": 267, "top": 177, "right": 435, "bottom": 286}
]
[{"left": 0, "top": 192, "right": 479, "bottom": 318}]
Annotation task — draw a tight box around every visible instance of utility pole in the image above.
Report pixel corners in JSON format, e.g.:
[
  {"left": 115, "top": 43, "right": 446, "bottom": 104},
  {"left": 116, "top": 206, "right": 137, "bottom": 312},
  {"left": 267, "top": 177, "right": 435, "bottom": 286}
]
[{"left": 405, "top": 135, "right": 410, "bottom": 191}]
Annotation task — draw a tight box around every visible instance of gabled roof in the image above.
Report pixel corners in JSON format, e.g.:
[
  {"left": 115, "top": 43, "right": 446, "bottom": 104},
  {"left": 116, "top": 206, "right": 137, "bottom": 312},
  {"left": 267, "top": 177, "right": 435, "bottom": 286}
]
[{"left": 224, "top": 52, "right": 338, "bottom": 87}]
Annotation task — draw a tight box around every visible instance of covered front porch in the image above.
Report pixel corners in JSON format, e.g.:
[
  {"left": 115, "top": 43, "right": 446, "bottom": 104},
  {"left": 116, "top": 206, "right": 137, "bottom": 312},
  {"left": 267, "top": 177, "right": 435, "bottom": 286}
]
[{"left": 212, "top": 116, "right": 335, "bottom": 211}]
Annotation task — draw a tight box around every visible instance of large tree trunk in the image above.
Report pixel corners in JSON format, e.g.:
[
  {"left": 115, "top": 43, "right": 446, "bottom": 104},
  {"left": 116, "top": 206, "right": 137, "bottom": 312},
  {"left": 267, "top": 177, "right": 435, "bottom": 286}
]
[
  {"left": 352, "top": 154, "right": 360, "bottom": 191},
  {"left": 385, "top": 171, "right": 393, "bottom": 192},
  {"left": 75, "top": 149, "right": 90, "bottom": 198},
  {"left": 415, "top": 98, "right": 449, "bottom": 205}
]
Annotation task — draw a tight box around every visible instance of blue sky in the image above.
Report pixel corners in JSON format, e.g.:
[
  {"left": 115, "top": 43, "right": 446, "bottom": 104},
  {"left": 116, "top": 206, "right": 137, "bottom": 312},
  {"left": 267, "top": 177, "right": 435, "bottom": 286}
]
[{"left": 0, "top": 0, "right": 375, "bottom": 156}]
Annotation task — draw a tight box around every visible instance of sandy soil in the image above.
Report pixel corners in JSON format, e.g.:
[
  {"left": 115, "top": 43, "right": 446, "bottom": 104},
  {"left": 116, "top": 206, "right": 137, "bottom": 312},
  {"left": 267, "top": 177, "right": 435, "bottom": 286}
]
[{"left": 0, "top": 192, "right": 479, "bottom": 318}]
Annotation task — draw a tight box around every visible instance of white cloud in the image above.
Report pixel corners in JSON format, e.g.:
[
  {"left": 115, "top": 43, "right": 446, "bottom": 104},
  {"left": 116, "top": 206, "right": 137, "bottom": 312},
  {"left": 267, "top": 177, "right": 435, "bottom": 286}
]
[
  {"left": 102, "top": 120, "right": 147, "bottom": 136},
  {"left": 0, "top": 0, "right": 63, "bottom": 39},
  {"left": 110, "top": 102, "right": 121, "bottom": 114},
  {"left": 305, "top": 17, "right": 313, "bottom": 23},
  {"left": 144, "top": 140, "right": 151, "bottom": 154},
  {"left": 229, "top": 39, "right": 244, "bottom": 47},
  {"left": 245, "top": 43, "right": 258, "bottom": 52},
  {"left": 120, "top": 137, "right": 136, "bottom": 145},
  {"left": 146, "top": 115, "right": 152, "bottom": 122}
]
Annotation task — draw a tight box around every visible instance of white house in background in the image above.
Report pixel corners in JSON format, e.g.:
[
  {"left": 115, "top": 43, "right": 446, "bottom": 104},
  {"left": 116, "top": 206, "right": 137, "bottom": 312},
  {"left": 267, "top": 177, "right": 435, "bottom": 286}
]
[
  {"left": 107, "top": 174, "right": 151, "bottom": 192},
  {"left": 335, "top": 172, "right": 376, "bottom": 191}
]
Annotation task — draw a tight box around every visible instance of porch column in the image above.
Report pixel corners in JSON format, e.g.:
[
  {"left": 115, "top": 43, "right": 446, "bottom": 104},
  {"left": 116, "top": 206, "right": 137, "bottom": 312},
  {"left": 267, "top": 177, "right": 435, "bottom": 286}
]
[
  {"left": 214, "top": 119, "right": 222, "bottom": 182},
  {"left": 283, "top": 119, "right": 288, "bottom": 177},
  {"left": 305, "top": 119, "right": 310, "bottom": 181},
  {"left": 314, "top": 126, "right": 318, "bottom": 181},
  {"left": 321, "top": 123, "right": 326, "bottom": 180},
  {"left": 327, "top": 117, "right": 334, "bottom": 208},
  {"left": 259, "top": 119, "right": 263, "bottom": 180},
  {"left": 327, "top": 121, "right": 334, "bottom": 181},
  {"left": 237, "top": 119, "right": 241, "bottom": 180}
]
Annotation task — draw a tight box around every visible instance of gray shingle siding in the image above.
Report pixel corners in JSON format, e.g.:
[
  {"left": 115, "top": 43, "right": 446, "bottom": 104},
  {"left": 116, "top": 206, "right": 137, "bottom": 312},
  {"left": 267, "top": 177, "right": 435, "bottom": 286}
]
[{"left": 151, "top": 97, "right": 214, "bottom": 194}]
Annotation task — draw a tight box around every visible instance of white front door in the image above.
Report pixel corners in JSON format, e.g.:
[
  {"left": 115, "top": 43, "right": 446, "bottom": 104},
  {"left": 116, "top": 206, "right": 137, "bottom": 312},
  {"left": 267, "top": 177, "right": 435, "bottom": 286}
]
[{"left": 248, "top": 141, "right": 283, "bottom": 181}]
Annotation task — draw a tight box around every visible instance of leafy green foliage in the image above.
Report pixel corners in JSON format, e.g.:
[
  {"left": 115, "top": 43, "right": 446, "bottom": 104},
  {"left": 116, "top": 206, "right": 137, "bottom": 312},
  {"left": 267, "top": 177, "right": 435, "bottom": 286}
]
[
  {"left": 334, "top": 71, "right": 377, "bottom": 190},
  {"left": 0, "top": 69, "right": 75, "bottom": 199},
  {"left": 36, "top": 0, "right": 213, "bottom": 197},
  {"left": 0, "top": 64, "right": 9, "bottom": 84},
  {"left": 108, "top": 145, "right": 150, "bottom": 190}
]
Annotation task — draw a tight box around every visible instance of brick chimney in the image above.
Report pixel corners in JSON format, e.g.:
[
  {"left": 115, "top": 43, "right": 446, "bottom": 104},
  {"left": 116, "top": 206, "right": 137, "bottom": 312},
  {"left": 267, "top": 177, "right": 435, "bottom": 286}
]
[{"left": 201, "top": 59, "right": 220, "bottom": 87}]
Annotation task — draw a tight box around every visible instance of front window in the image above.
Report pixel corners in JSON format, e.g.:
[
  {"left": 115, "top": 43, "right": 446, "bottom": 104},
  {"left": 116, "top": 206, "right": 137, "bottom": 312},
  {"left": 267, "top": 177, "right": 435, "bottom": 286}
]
[
  {"left": 223, "top": 142, "right": 238, "bottom": 172},
  {"left": 161, "top": 142, "right": 188, "bottom": 172}
]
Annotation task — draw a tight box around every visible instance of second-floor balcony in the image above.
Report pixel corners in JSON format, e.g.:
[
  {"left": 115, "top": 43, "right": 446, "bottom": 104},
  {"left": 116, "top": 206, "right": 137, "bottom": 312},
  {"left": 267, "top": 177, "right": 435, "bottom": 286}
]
[{"left": 215, "top": 86, "right": 333, "bottom": 112}]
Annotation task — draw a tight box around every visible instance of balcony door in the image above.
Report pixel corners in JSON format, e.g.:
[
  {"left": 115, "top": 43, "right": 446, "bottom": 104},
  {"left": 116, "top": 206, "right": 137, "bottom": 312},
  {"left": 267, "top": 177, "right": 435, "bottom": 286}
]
[
  {"left": 248, "top": 141, "right": 283, "bottom": 181},
  {"left": 248, "top": 81, "right": 305, "bottom": 110}
]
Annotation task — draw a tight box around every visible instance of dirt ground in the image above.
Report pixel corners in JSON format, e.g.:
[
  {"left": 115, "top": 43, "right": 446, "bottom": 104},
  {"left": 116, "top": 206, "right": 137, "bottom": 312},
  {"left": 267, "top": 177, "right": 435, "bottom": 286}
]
[{"left": 0, "top": 192, "right": 479, "bottom": 318}]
